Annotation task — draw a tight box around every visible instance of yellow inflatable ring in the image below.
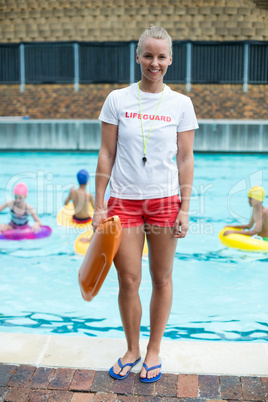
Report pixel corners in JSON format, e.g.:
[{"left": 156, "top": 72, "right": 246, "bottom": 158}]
[
  {"left": 75, "top": 229, "right": 149, "bottom": 256},
  {"left": 57, "top": 203, "right": 94, "bottom": 229},
  {"left": 219, "top": 226, "right": 268, "bottom": 253}
]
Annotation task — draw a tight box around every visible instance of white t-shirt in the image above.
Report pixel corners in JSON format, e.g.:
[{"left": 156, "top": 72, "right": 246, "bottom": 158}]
[{"left": 99, "top": 82, "right": 198, "bottom": 200}]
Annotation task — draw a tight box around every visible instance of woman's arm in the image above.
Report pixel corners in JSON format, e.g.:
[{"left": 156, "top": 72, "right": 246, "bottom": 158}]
[
  {"left": 174, "top": 129, "right": 195, "bottom": 238},
  {"left": 92, "top": 122, "right": 118, "bottom": 230}
]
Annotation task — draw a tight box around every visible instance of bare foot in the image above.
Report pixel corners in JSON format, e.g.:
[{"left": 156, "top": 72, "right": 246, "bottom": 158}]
[
  {"left": 140, "top": 353, "right": 161, "bottom": 380},
  {"left": 112, "top": 350, "right": 141, "bottom": 377}
]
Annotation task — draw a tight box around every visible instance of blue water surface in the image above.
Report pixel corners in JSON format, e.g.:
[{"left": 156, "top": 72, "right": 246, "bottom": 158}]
[{"left": 0, "top": 152, "right": 267, "bottom": 342}]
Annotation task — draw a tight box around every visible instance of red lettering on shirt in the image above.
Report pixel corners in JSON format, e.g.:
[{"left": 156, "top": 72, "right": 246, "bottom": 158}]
[{"left": 124, "top": 112, "right": 172, "bottom": 122}]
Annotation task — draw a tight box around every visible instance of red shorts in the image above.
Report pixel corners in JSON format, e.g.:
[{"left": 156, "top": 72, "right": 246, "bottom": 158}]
[{"left": 107, "top": 195, "right": 180, "bottom": 228}]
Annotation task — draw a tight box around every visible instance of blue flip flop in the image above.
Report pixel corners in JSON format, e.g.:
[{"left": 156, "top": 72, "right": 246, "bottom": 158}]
[
  {"left": 109, "top": 357, "right": 141, "bottom": 380},
  {"left": 139, "top": 358, "right": 162, "bottom": 383}
]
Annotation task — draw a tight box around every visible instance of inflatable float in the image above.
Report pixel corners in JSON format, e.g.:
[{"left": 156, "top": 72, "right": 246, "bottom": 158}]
[
  {"left": 219, "top": 226, "right": 268, "bottom": 253},
  {"left": 75, "top": 228, "right": 149, "bottom": 256},
  {"left": 78, "top": 215, "right": 122, "bottom": 301},
  {"left": 0, "top": 225, "right": 52, "bottom": 241},
  {"left": 57, "top": 203, "right": 94, "bottom": 229}
]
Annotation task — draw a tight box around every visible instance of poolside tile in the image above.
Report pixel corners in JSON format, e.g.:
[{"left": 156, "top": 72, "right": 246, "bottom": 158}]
[
  {"left": 93, "top": 392, "right": 117, "bottom": 401},
  {"left": 71, "top": 393, "right": 94, "bottom": 401},
  {"left": 0, "top": 365, "right": 17, "bottom": 387},
  {"left": 30, "top": 367, "right": 56, "bottom": 389},
  {"left": 28, "top": 388, "right": 52, "bottom": 401},
  {"left": 4, "top": 386, "right": 31, "bottom": 401},
  {"left": 90, "top": 370, "right": 114, "bottom": 393},
  {"left": 179, "top": 399, "right": 206, "bottom": 402},
  {"left": 0, "top": 386, "right": 9, "bottom": 401},
  {"left": 48, "top": 368, "right": 75, "bottom": 390},
  {"left": 219, "top": 375, "right": 243, "bottom": 400},
  {"left": 155, "top": 373, "right": 178, "bottom": 397},
  {"left": 69, "top": 369, "right": 95, "bottom": 391},
  {"left": 177, "top": 374, "right": 199, "bottom": 398},
  {"left": 112, "top": 371, "right": 135, "bottom": 394},
  {"left": 132, "top": 374, "right": 155, "bottom": 396},
  {"left": 261, "top": 376, "right": 268, "bottom": 399},
  {"left": 241, "top": 376, "right": 265, "bottom": 400},
  {"left": 7, "top": 365, "right": 36, "bottom": 388},
  {"left": 198, "top": 375, "right": 220, "bottom": 399},
  {"left": 47, "top": 390, "right": 73, "bottom": 401}
]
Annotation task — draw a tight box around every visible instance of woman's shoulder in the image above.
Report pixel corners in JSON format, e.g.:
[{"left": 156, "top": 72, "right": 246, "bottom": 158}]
[
  {"left": 165, "top": 85, "right": 192, "bottom": 103},
  {"left": 108, "top": 84, "right": 136, "bottom": 99}
]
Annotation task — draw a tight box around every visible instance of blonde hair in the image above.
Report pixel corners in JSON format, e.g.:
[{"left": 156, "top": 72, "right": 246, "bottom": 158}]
[{"left": 136, "top": 25, "right": 172, "bottom": 56}]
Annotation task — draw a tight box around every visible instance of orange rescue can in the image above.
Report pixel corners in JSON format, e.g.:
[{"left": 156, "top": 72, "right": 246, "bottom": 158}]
[{"left": 78, "top": 216, "right": 122, "bottom": 301}]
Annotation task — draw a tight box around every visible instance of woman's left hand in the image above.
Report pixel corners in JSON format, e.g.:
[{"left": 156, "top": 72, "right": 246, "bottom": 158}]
[{"left": 174, "top": 210, "right": 189, "bottom": 238}]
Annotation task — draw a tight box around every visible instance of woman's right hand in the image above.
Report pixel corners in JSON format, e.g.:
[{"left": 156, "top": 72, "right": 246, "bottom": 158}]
[{"left": 92, "top": 209, "right": 107, "bottom": 231}]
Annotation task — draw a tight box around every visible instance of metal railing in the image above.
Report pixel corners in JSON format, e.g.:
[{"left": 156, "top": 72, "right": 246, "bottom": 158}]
[{"left": 0, "top": 40, "right": 267, "bottom": 92}]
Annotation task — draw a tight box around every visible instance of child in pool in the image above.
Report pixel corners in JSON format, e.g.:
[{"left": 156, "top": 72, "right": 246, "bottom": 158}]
[
  {"left": 0, "top": 183, "right": 42, "bottom": 233},
  {"left": 64, "top": 169, "right": 95, "bottom": 222},
  {"left": 224, "top": 186, "right": 268, "bottom": 241}
]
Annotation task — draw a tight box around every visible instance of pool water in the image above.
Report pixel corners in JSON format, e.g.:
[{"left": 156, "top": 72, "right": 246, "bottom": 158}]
[{"left": 0, "top": 152, "right": 267, "bottom": 342}]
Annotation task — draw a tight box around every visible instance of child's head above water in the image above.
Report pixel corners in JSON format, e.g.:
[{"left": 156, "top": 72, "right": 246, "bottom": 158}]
[
  {"left": 14, "top": 183, "right": 28, "bottom": 197},
  {"left": 13, "top": 183, "right": 28, "bottom": 206},
  {"left": 248, "top": 186, "right": 265, "bottom": 203},
  {"left": 77, "top": 169, "right": 89, "bottom": 185}
]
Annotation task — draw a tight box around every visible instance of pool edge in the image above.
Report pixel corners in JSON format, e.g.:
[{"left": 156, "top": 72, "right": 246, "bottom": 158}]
[{"left": 0, "top": 332, "right": 267, "bottom": 376}]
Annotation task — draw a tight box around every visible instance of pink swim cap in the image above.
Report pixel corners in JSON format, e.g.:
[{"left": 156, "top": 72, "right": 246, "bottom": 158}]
[{"left": 14, "top": 183, "right": 28, "bottom": 197}]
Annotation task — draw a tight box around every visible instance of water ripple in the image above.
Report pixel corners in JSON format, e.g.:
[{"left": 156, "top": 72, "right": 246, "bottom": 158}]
[{"left": 0, "top": 312, "right": 267, "bottom": 342}]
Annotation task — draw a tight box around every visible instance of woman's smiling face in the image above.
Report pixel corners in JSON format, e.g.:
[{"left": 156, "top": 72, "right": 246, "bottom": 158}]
[{"left": 136, "top": 37, "right": 172, "bottom": 85}]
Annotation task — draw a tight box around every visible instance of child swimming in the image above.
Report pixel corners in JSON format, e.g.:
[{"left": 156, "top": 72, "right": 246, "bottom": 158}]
[
  {"left": 0, "top": 183, "right": 42, "bottom": 233},
  {"left": 64, "top": 169, "right": 95, "bottom": 223},
  {"left": 224, "top": 186, "right": 268, "bottom": 241}
]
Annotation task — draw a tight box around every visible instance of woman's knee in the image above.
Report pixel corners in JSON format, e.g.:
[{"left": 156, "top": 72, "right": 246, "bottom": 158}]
[
  {"left": 117, "top": 271, "right": 141, "bottom": 292},
  {"left": 150, "top": 267, "right": 173, "bottom": 289}
]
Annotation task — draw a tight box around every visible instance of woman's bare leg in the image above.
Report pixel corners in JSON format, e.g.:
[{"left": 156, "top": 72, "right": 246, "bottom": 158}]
[
  {"left": 140, "top": 225, "right": 177, "bottom": 380},
  {"left": 112, "top": 225, "right": 145, "bottom": 377}
]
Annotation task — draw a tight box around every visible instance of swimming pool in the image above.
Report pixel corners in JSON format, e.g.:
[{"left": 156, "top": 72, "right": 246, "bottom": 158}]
[{"left": 0, "top": 152, "right": 267, "bottom": 342}]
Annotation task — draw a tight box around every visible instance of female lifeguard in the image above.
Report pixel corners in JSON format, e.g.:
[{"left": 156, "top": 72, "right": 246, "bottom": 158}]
[{"left": 92, "top": 25, "right": 198, "bottom": 382}]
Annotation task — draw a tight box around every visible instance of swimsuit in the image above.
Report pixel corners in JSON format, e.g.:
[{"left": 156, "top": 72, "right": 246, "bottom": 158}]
[
  {"left": 10, "top": 206, "right": 29, "bottom": 228},
  {"left": 72, "top": 215, "right": 92, "bottom": 224}
]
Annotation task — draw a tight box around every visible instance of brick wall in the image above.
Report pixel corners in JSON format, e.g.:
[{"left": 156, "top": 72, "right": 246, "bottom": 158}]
[
  {"left": 1, "top": 84, "right": 267, "bottom": 120},
  {"left": 0, "top": 0, "right": 268, "bottom": 42},
  {"left": 1, "top": 0, "right": 267, "bottom": 121}
]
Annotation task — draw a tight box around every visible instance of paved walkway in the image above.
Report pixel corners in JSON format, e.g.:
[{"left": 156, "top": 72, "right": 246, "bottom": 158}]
[{"left": 1, "top": 364, "right": 268, "bottom": 401}]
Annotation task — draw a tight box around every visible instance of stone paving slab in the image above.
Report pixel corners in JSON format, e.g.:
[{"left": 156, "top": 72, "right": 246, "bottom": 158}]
[{"left": 0, "top": 364, "right": 268, "bottom": 401}]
